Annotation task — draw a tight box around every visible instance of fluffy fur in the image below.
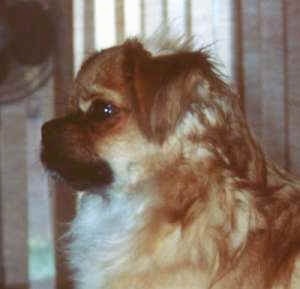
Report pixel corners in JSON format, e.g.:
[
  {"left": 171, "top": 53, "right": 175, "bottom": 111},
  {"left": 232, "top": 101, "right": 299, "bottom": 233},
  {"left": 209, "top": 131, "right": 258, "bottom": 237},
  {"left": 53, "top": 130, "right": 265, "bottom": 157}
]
[{"left": 41, "top": 39, "right": 300, "bottom": 289}]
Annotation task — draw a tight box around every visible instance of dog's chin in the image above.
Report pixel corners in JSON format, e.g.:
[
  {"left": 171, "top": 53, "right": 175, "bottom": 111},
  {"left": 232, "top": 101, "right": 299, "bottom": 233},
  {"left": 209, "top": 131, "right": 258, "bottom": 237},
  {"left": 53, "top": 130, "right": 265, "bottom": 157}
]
[
  {"left": 45, "top": 169, "right": 111, "bottom": 194},
  {"left": 41, "top": 150, "right": 114, "bottom": 193}
]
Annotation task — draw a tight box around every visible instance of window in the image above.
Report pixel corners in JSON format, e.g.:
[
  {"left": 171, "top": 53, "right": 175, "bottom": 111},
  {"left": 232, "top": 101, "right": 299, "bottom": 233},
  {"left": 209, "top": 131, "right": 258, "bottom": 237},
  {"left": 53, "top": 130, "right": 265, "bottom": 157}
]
[{"left": 74, "top": 0, "right": 234, "bottom": 77}]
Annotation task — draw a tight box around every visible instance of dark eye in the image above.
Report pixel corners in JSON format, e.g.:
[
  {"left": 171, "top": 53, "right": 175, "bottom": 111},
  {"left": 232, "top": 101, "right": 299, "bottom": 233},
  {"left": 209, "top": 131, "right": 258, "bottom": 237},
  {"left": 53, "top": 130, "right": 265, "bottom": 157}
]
[{"left": 87, "top": 100, "right": 119, "bottom": 122}]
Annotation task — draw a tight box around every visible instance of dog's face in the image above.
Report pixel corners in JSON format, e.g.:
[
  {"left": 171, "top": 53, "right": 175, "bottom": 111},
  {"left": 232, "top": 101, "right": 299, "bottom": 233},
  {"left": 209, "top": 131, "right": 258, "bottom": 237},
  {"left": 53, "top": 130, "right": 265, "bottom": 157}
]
[
  {"left": 41, "top": 40, "right": 264, "bottom": 197},
  {"left": 41, "top": 42, "right": 162, "bottom": 192}
]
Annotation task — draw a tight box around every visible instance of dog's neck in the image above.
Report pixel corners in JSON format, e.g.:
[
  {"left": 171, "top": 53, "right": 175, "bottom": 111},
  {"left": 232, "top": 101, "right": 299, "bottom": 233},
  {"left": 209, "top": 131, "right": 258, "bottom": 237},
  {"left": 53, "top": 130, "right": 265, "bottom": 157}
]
[
  {"left": 67, "top": 152, "right": 300, "bottom": 289},
  {"left": 67, "top": 192, "right": 151, "bottom": 289}
]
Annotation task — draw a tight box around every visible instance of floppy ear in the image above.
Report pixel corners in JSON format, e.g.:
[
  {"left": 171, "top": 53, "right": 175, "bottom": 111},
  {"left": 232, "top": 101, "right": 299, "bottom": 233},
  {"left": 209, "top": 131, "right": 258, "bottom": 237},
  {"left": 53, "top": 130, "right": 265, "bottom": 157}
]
[{"left": 124, "top": 41, "right": 207, "bottom": 143}]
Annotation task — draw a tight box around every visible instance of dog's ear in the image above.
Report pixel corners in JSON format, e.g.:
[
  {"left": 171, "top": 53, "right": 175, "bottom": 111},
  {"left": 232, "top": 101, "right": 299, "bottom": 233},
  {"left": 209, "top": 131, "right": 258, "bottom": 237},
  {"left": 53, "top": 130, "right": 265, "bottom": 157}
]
[{"left": 124, "top": 40, "right": 209, "bottom": 143}]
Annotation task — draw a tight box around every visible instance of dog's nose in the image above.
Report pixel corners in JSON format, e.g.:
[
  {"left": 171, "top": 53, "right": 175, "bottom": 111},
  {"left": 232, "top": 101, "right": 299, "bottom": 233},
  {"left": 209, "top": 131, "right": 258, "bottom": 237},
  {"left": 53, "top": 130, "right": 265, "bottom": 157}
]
[
  {"left": 41, "top": 120, "right": 51, "bottom": 141},
  {"left": 42, "top": 120, "right": 53, "bottom": 141},
  {"left": 41, "top": 119, "right": 63, "bottom": 146}
]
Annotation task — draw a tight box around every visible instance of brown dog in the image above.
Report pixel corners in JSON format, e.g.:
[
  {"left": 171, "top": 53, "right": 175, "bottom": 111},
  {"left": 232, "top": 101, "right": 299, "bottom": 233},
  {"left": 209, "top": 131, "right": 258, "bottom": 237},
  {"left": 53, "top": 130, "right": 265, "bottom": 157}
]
[{"left": 41, "top": 39, "right": 300, "bottom": 289}]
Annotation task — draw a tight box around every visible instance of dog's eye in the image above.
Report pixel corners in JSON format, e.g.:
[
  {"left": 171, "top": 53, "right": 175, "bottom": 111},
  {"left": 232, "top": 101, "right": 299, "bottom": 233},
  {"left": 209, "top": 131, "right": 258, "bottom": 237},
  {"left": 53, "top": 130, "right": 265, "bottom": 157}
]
[{"left": 87, "top": 100, "right": 119, "bottom": 121}]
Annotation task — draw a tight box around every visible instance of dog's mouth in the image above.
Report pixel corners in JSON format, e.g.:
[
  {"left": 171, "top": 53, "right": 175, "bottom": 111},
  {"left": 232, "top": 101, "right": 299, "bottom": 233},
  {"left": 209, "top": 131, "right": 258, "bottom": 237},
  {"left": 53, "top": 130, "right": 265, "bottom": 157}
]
[{"left": 41, "top": 147, "right": 114, "bottom": 191}]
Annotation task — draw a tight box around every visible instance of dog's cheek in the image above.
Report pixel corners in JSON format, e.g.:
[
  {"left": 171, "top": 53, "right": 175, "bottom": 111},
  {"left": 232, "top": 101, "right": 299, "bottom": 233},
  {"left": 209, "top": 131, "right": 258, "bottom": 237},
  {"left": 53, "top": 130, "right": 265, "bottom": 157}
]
[{"left": 93, "top": 121, "right": 155, "bottom": 186}]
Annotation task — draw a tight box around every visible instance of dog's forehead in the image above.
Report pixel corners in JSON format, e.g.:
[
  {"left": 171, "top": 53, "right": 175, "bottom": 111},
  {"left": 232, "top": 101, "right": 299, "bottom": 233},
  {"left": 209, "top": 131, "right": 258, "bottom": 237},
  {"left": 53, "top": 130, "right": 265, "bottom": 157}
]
[{"left": 75, "top": 45, "right": 129, "bottom": 105}]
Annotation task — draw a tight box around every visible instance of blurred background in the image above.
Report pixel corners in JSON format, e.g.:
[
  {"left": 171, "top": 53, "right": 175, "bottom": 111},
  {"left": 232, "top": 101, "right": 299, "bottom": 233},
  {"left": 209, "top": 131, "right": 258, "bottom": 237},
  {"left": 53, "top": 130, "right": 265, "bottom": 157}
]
[{"left": 0, "top": 1, "right": 299, "bottom": 289}]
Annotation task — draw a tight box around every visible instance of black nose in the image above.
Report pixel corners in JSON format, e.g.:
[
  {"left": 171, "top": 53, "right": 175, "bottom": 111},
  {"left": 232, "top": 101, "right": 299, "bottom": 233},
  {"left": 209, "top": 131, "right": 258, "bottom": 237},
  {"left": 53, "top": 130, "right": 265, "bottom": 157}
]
[
  {"left": 41, "top": 119, "right": 63, "bottom": 146},
  {"left": 41, "top": 120, "right": 52, "bottom": 140}
]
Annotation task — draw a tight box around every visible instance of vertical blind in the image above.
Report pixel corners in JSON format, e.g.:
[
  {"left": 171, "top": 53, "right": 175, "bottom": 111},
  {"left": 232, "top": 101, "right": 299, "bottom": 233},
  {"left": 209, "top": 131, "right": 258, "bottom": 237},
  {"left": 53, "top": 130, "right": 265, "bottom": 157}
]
[
  {"left": 240, "top": 0, "right": 300, "bottom": 173},
  {"left": 74, "top": 0, "right": 233, "bottom": 77}
]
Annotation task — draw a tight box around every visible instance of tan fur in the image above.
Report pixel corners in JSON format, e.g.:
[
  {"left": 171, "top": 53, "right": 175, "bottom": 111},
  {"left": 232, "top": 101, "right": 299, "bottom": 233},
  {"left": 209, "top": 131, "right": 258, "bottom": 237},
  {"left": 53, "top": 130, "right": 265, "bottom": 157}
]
[{"left": 44, "top": 39, "right": 300, "bottom": 289}]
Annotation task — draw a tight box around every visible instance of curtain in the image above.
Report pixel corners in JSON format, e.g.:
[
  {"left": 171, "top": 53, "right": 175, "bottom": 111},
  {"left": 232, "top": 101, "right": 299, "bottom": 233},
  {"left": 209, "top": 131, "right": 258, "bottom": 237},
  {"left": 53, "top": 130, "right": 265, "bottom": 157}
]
[{"left": 239, "top": 0, "right": 300, "bottom": 174}]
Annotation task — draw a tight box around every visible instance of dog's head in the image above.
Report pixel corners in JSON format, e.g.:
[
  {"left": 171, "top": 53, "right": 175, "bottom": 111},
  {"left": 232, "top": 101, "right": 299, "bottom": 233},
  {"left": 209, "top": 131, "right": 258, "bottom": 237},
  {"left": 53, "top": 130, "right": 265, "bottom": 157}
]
[{"left": 41, "top": 39, "right": 266, "bottom": 196}]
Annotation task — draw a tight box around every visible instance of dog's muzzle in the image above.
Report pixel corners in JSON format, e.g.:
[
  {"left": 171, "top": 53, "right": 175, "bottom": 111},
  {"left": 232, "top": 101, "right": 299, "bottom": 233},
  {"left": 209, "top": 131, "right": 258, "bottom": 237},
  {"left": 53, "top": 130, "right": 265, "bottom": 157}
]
[{"left": 41, "top": 116, "right": 114, "bottom": 191}]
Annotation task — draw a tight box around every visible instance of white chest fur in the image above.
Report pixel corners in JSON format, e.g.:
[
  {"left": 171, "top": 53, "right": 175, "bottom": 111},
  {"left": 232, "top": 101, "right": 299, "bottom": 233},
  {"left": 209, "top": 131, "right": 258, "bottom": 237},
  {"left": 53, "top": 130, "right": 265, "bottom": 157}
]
[{"left": 67, "top": 193, "right": 148, "bottom": 289}]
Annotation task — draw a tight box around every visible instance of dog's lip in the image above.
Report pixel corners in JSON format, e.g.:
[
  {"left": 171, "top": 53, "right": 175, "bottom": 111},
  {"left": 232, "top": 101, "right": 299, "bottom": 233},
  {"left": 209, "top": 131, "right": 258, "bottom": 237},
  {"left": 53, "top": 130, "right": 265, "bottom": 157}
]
[
  {"left": 44, "top": 166, "right": 111, "bottom": 192},
  {"left": 41, "top": 149, "right": 114, "bottom": 192}
]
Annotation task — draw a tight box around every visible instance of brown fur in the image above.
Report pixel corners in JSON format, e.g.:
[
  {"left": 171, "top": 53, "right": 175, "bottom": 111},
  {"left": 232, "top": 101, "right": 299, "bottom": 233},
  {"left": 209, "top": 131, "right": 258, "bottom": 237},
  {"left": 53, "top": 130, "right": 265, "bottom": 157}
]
[{"left": 42, "top": 39, "right": 300, "bottom": 289}]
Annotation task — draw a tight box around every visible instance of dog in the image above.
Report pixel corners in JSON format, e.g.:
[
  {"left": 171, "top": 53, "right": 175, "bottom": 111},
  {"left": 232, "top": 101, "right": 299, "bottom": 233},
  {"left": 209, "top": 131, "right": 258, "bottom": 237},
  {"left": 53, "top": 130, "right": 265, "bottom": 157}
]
[{"left": 41, "top": 39, "right": 300, "bottom": 289}]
